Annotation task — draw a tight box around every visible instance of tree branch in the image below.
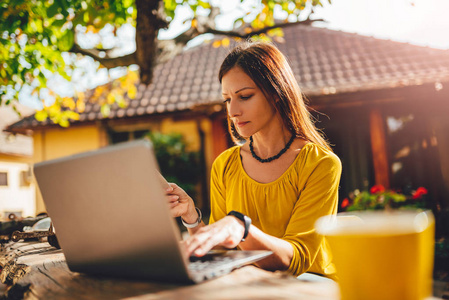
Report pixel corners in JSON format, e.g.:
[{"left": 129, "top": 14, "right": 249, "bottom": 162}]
[
  {"left": 156, "top": 5, "right": 325, "bottom": 64},
  {"left": 205, "top": 18, "right": 325, "bottom": 38},
  {"left": 69, "top": 4, "right": 325, "bottom": 73},
  {"left": 69, "top": 43, "right": 138, "bottom": 69}
]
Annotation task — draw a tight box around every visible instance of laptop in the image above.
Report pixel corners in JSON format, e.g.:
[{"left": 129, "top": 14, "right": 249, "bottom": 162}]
[{"left": 33, "top": 139, "right": 272, "bottom": 283}]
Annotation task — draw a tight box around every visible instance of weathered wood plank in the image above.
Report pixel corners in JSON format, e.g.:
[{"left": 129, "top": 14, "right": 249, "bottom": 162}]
[
  {"left": 0, "top": 242, "right": 339, "bottom": 300},
  {"left": 125, "top": 267, "right": 338, "bottom": 300}
]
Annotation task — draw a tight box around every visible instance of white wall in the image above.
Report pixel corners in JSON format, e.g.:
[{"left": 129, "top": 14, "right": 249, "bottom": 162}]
[{"left": 0, "top": 162, "right": 36, "bottom": 219}]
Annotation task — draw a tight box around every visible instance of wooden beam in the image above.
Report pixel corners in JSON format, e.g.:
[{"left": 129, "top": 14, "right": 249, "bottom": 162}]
[
  {"left": 211, "top": 116, "right": 228, "bottom": 160},
  {"left": 369, "top": 108, "right": 390, "bottom": 188}
]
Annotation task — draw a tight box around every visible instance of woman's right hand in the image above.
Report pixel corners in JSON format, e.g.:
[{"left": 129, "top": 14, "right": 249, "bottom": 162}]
[{"left": 165, "top": 183, "right": 198, "bottom": 223}]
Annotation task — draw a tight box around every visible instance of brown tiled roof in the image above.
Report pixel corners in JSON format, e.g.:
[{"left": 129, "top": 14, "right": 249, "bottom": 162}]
[
  {"left": 8, "top": 24, "right": 449, "bottom": 132},
  {"left": 0, "top": 105, "right": 34, "bottom": 156}
]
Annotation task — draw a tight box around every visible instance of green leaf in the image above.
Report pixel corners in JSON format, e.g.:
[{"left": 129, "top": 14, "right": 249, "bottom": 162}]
[
  {"left": 35, "top": 110, "right": 48, "bottom": 122},
  {"left": 47, "top": 2, "right": 60, "bottom": 18},
  {"left": 12, "top": 104, "right": 22, "bottom": 117},
  {"left": 233, "top": 17, "right": 244, "bottom": 26},
  {"left": 37, "top": 72, "right": 46, "bottom": 86},
  {"left": 59, "top": 118, "right": 70, "bottom": 127},
  {"left": 83, "top": 11, "right": 90, "bottom": 23},
  {"left": 198, "top": 1, "right": 210, "bottom": 9},
  {"left": 72, "top": 12, "right": 86, "bottom": 26},
  {"left": 51, "top": 19, "right": 67, "bottom": 28},
  {"left": 87, "top": 5, "right": 97, "bottom": 22},
  {"left": 101, "top": 104, "right": 110, "bottom": 116},
  {"left": 164, "top": 0, "right": 174, "bottom": 10},
  {"left": 58, "top": 30, "right": 74, "bottom": 51},
  {"left": 65, "top": 111, "right": 80, "bottom": 121}
]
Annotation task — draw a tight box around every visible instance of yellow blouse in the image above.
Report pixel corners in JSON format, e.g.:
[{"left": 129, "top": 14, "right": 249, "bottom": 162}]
[{"left": 209, "top": 143, "right": 342, "bottom": 279}]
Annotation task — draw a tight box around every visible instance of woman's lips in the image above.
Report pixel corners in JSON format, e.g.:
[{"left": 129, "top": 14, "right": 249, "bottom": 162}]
[{"left": 236, "top": 121, "right": 249, "bottom": 127}]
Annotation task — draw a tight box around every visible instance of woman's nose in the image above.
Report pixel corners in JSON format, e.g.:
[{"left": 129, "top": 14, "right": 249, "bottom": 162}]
[{"left": 228, "top": 100, "right": 241, "bottom": 117}]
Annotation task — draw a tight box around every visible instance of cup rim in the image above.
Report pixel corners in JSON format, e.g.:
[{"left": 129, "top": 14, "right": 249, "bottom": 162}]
[{"left": 315, "top": 210, "right": 434, "bottom": 236}]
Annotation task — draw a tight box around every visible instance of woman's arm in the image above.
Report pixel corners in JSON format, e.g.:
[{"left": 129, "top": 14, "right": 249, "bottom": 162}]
[
  {"left": 184, "top": 217, "right": 294, "bottom": 270},
  {"left": 240, "top": 224, "right": 294, "bottom": 271},
  {"left": 185, "top": 150, "right": 342, "bottom": 274}
]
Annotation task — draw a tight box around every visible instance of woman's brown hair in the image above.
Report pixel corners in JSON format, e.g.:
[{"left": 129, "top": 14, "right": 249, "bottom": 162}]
[{"left": 218, "top": 41, "right": 331, "bottom": 151}]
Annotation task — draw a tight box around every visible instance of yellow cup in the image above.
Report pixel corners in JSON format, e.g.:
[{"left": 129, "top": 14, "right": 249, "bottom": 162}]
[{"left": 315, "top": 210, "right": 435, "bottom": 300}]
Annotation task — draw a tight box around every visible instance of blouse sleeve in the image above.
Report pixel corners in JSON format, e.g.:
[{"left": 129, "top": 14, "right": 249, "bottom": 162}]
[
  {"left": 282, "top": 149, "right": 342, "bottom": 276},
  {"left": 208, "top": 153, "right": 228, "bottom": 224}
]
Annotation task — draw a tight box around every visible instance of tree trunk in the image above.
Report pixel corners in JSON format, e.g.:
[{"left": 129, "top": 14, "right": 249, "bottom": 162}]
[{"left": 135, "top": 0, "right": 165, "bottom": 85}]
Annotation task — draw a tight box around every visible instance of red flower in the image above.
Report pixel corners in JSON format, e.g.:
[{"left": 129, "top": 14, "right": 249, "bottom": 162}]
[
  {"left": 341, "top": 198, "right": 350, "bottom": 209},
  {"left": 370, "top": 185, "right": 385, "bottom": 194},
  {"left": 413, "top": 187, "right": 428, "bottom": 199}
]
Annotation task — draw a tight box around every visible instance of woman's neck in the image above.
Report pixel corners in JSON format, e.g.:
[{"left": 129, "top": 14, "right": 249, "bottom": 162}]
[{"left": 250, "top": 128, "right": 293, "bottom": 159}]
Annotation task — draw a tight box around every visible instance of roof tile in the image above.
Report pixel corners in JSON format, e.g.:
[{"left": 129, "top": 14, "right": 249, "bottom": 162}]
[{"left": 8, "top": 25, "right": 449, "bottom": 131}]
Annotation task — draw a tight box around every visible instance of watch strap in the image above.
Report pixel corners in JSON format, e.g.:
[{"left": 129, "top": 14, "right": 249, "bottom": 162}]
[
  {"left": 227, "top": 210, "right": 251, "bottom": 241},
  {"left": 181, "top": 207, "right": 202, "bottom": 228}
]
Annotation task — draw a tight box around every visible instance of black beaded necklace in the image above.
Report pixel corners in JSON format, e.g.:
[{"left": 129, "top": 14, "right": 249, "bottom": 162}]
[{"left": 249, "top": 135, "right": 295, "bottom": 163}]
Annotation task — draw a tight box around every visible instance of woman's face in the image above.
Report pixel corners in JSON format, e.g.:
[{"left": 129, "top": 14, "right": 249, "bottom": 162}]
[{"left": 221, "top": 67, "right": 278, "bottom": 138}]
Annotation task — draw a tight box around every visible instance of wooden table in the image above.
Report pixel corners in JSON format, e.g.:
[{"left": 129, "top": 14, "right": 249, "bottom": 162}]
[{"left": 0, "top": 241, "right": 339, "bottom": 300}]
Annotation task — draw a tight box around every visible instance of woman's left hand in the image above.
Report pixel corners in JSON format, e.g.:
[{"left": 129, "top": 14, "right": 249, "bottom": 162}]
[{"left": 183, "top": 216, "right": 246, "bottom": 257}]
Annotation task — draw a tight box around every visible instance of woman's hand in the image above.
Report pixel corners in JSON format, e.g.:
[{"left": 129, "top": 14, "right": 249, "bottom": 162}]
[
  {"left": 183, "top": 216, "right": 245, "bottom": 257},
  {"left": 165, "top": 183, "right": 198, "bottom": 223}
]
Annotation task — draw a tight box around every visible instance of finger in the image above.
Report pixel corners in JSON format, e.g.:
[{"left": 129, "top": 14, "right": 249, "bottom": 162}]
[
  {"left": 170, "top": 183, "right": 187, "bottom": 195},
  {"left": 194, "top": 229, "right": 231, "bottom": 256},
  {"left": 167, "top": 195, "right": 180, "bottom": 202},
  {"left": 168, "top": 182, "right": 178, "bottom": 190},
  {"left": 184, "top": 230, "right": 213, "bottom": 256},
  {"left": 186, "top": 226, "right": 229, "bottom": 256},
  {"left": 169, "top": 201, "right": 179, "bottom": 208},
  {"left": 201, "top": 220, "right": 243, "bottom": 251}
]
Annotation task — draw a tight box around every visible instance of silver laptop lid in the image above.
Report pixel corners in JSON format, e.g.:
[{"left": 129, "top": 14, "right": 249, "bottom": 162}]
[{"left": 34, "top": 140, "right": 191, "bottom": 282}]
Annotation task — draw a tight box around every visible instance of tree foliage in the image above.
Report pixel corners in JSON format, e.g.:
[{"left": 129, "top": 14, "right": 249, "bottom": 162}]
[
  {"left": 0, "top": 0, "right": 328, "bottom": 126},
  {"left": 147, "top": 131, "right": 201, "bottom": 198}
]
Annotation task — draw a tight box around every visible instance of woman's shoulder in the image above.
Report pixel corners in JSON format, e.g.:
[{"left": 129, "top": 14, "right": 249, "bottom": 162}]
[
  {"left": 300, "top": 142, "right": 341, "bottom": 169},
  {"left": 212, "top": 145, "right": 241, "bottom": 169}
]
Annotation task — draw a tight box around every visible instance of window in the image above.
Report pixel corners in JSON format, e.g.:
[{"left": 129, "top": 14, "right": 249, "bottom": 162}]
[
  {"left": 109, "top": 129, "right": 150, "bottom": 144},
  {"left": 110, "top": 131, "right": 130, "bottom": 144},
  {"left": 0, "top": 172, "right": 8, "bottom": 186}
]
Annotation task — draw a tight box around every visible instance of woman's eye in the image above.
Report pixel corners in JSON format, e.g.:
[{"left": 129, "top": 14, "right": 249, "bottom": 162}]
[
  {"left": 241, "top": 95, "right": 252, "bottom": 100},
  {"left": 223, "top": 98, "right": 230, "bottom": 103}
]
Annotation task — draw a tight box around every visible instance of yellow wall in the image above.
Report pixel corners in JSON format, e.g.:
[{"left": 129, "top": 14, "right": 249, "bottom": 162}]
[
  {"left": 33, "top": 125, "right": 102, "bottom": 162},
  {"left": 0, "top": 153, "right": 32, "bottom": 164},
  {"left": 33, "top": 125, "right": 103, "bottom": 213}
]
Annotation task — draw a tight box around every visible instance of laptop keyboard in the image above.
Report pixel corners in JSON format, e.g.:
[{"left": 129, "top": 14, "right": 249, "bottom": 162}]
[
  {"left": 186, "top": 250, "right": 272, "bottom": 282},
  {"left": 188, "top": 253, "right": 234, "bottom": 271}
]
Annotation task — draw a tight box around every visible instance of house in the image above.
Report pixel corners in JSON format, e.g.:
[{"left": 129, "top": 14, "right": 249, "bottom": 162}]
[
  {"left": 0, "top": 105, "right": 36, "bottom": 219},
  {"left": 6, "top": 24, "right": 449, "bottom": 217}
]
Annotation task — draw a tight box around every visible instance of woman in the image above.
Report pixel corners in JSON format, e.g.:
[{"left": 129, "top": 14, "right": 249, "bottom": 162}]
[{"left": 166, "top": 41, "right": 341, "bottom": 279}]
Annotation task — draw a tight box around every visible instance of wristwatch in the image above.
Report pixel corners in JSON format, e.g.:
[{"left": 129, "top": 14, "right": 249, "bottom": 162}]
[
  {"left": 181, "top": 207, "right": 202, "bottom": 228},
  {"left": 227, "top": 210, "right": 251, "bottom": 241}
]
